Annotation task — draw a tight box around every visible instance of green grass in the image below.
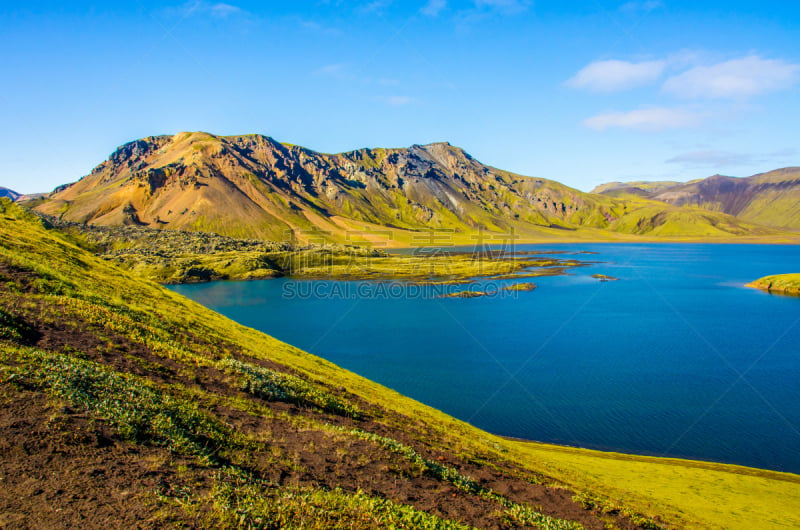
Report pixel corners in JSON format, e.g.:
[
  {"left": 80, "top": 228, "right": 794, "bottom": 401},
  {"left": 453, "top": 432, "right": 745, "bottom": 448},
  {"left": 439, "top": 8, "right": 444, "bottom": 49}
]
[
  {"left": 208, "top": 468, "right": 471, "bottom": 530},
  {"left": 38, "top": 213, "right": 590, "bottom": 284},
  {"left": 217, "top": 357, "right": 361, "bottom": 418},
  {"left": 2, "top": 199, "right": 799, "bottom": 529},
  {"left": 438, "top": 290, "right": 490, "bottom": 298},
  {"left": 590, "top": 274, "right": 618, "bottom": 282},
  {"left": 333, "top": 426, "right": 585, "bottom": 530},
  {"left": 2, "top": 346, "right": 230, "bottom": 463},
  {"left": 747, "top": 273, "right": 800, "bottom": 296},
  {"left": 508, "top": 440, "right": 800, "bottom": 530},
  {"left": 501, "top": 282, "right": 537, "bottom": 291}
]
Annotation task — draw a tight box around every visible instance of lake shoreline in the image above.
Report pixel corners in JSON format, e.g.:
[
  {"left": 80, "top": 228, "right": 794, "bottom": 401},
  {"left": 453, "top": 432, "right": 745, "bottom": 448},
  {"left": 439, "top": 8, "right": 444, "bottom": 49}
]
[{"left": 170, "top": 242, "right": 800, "bottom": 475}]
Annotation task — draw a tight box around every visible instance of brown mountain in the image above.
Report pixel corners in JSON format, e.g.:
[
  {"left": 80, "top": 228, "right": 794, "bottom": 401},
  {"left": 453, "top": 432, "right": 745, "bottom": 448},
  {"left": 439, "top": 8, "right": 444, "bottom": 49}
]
[{"left": 32, "top": 132, "right": 778, "bottom": 243}]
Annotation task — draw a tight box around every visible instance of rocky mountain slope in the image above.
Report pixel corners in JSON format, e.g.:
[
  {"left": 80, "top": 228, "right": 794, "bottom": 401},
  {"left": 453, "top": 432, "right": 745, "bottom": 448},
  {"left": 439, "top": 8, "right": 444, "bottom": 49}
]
[
  {"left": 31, "top": 132, "right": 775, "bottom": 243},
  {"left": 593, "top": 168, "right": 800, "bottom": 230},
  {"left": 0, "top": 187, "right": 19, "bottom": 201}
]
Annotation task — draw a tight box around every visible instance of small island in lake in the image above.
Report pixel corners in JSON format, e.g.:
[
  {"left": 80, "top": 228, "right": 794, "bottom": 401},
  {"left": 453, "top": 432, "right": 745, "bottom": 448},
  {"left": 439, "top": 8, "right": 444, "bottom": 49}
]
[
  {"left": 501, "top": 282, "right": 537, "bottom": 292},
  {"left": 747, "top": 274, "right": 800, "bottom": 296},
  {"left": 591, "top": 274, "right": 619, "bottom": 282},
  {"left": 439, "top": 290, "right": 490, "bottom": 298}
]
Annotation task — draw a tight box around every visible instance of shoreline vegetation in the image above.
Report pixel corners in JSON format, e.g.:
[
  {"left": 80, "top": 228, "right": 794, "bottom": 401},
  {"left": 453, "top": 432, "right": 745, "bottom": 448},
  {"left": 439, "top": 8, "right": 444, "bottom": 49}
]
[
  {"left": 40, "top": 215, "right": 599, "bottom": 285},
  {"left": 2, "top": 200, "right": 800, "bottom": 528},
  {"left": 747, "top": 274, "right": 800, "bottom": 296},
  {"left": 591, "top": 274, "right": 619, "bottom": 282}
]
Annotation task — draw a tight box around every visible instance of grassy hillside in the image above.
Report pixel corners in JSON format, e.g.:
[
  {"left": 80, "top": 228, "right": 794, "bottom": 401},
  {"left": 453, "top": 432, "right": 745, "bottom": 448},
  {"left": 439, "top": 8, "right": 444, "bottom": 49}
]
[
  {"left": 747, "top": 273, "right": 800, "bottom": 296},
  {"left": 594, "top": 168, "right": 800, "bottom": 230},
  {"left": 29, "top": 132, "right": 786, "bottom": 244},
  {"left": 1, "top": 199, "right": 799, "bottom": 528},
  {"left": 590, "top": 182, "right": 684, "bottom": 198},
  {"left": 39, "top": 215, "right": 589, "bottom": 284}
]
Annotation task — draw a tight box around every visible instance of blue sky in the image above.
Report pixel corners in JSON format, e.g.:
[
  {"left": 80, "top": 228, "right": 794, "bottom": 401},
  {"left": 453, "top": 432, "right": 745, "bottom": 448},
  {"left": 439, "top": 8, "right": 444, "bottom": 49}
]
[{"left": 1, "top": 1, "right": 799, "bottom": 194}]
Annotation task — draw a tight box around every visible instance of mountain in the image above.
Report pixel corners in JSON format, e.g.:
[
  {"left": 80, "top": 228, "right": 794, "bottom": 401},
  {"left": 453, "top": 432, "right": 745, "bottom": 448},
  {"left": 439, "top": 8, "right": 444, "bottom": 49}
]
[
  {"left": 593, "top": 168, "right": 800, "bottom": 230},
  {"left": 0, "top": 187, "right": 20, "bottom": 201},
  {"left": 33, "top": 132, "right": 778, "bottom": 243},
  {"left": 3, "top": 199, "right": 799, "bottom": 528},
  {"left": 590, "top": 181, "right": 686, "bottom": 198}
]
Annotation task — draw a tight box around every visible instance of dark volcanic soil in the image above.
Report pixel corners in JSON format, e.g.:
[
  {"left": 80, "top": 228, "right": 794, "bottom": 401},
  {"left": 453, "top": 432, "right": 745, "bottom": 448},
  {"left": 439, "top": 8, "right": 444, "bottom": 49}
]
[
  {"left": 0, "top": 260, "right": 650, "bottom": 529},
  {"left": 0, "top": 387, "right": 201, "bottom": 529}
]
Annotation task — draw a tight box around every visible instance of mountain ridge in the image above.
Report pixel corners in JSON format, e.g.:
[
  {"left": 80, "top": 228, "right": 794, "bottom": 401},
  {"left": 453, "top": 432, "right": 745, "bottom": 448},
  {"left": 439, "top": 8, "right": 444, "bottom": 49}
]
[
  {"left": 31, "top": 132, "right": 784, "bottom": 243},
  {"left": 0, "top": 187, "right": 20, "bottom": 201},
  {"left": 593, "top": 167, "right": 800, "bottom": 230}
]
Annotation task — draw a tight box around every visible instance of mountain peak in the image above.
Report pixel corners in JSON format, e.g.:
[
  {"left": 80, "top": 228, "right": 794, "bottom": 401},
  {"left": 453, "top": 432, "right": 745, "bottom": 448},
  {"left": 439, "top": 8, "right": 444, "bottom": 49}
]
[
  {"left": 32, "top": 132, "right": 788, "bottom": 241},
  {"left": 0, "top": 187, "right": 20, "bottom": 201}
]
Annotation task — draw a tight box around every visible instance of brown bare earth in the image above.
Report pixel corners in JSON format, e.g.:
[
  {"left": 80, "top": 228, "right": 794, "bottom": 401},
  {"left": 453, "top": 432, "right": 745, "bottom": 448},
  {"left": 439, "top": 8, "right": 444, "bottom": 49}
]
[
  {"left": 0, "top": 261, "right": 648, "bottom": 529},
  {"left": 0, "top": 203, "right": 667, "bottom": 529},
  {"left": 0, "top": 387, "right": 198, "bottom": 528}
]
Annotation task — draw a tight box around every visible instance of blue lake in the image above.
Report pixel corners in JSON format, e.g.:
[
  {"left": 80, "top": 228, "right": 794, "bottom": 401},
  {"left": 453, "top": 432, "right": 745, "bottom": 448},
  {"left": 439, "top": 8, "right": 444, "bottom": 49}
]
[{"left": 170, "top": 244, "right": 800, "bottom": 473}]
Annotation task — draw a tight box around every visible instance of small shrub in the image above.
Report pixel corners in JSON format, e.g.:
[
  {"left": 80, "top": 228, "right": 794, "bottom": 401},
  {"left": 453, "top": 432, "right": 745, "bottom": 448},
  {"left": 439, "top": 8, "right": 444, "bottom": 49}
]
[
  {"left": 6, "top": 348, "right": 229, "bottom": 463},
  {"left": 0, "top": 308, "right": 29, "bottom": 342},
  {"left": 210, "top": 467, "right": 470, "bottom": 529},
  {"left": 217, "top": 358, "right": 360, "bottom": 418},
  {"left": 336, "top": 426, "right": 585, "bottom": 529}
]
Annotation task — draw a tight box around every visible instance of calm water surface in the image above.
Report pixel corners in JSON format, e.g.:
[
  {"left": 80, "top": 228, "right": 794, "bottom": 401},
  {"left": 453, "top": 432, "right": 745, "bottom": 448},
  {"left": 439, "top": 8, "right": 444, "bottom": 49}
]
[{"left": 170, "top": 244, "right": 800, "bottom": 473}]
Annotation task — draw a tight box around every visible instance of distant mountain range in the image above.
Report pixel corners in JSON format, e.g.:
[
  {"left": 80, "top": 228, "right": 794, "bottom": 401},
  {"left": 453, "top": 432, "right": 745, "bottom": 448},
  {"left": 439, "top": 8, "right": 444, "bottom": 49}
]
[
  {"left": 29, "top": 132, "right": 791, "bottom": 243},
  {"left": 0, "top": 187, "right": 20, "bottom": 201},
  {"left": 593, "top": 168, "right": 800, "bottom": 230}
]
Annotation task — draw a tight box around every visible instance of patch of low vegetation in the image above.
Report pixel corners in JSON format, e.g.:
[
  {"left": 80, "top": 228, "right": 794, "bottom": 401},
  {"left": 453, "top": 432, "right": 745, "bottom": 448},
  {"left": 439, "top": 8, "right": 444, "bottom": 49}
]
[
  {"left": 571, "top": 493, "right": 664, "bottom": 530},
  {"left": 591, "top": 274, "right": 619, "bottom": 282},
  {"left": 3, "top": 346, "right": 230, "bottom": 463},
  {"left": 36, "top": 213, "right": 590, "bottom": 285},
  {"left": 747, "top": 273, "right": 800, "bottom": 296},
  {"left": 0, "top": 307, "right": 31, "bottom": 342},
  {"left": 336, "top": 427, "right": 584, "bottom": 530},
  {"left": 217, "top": 357, "right": 360, "bottom": 418},
  {"left": 501, "top": 282, "right": 537, "bottom": 292},
  {"left": 439, "top": 290, "right": 490, "bottom": 298},
  {"left": 208, "top": 467, "right": 471, "bottom": 530}
]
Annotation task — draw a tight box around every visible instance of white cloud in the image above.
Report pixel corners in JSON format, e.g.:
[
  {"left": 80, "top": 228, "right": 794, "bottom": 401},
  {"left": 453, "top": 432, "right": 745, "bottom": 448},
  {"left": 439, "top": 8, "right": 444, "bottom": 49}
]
[
  {"left": 208, "top": 3, "right": 241, "bottom": 17},
  {"left": 473, "top": 0, "right": 530, "bottom": 14},
  {"left": 299, "top": 19, "right": 342, "bottom": 36},
  {"left": 421, "top": 0, "right": 446, "bottom": 16},
  {"left": 179, "top": 2, "right": 243, "bottom": 18},
  {"left": 567, "top": 59, "right": 667, "bottom": 92},
  {"left": 662, "top": 55, "right": 800, "bottom": 99},
  {"left": 361, "top": 0, "right": 393, "bottom": 14},
  {"left": 619, "top": 1, "right": 663, "bottom": 13},
  {"left": 313, "top": 63, "right": 358, "bottom": 81},
  {"left": 667, "top": 147, "right": 798, "bottom": 168},
  {"left": 583, "top": 107, "right": 700, "bottom": 132},
  {"left": 666, "top": 150, "right": 753, "bottom": 168},
  {"left": 315, "top": 63, "right": 347, "bottom": 77}
]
